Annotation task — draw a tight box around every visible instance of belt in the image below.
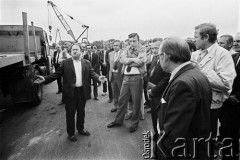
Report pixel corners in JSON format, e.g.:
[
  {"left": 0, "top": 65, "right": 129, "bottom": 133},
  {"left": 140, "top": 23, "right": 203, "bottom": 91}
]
[
  {"left": 75, "top": 86, "right": 83, "bottom": 89},
  {"left": 124, "top": 74, "right": 140, "bottom": 76}
]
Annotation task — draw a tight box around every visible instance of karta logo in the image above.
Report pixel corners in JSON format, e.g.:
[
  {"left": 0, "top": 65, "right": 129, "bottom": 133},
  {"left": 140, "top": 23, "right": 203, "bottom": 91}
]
[{"left": 156, "top": 132, "right": 236, "bottom": 159}]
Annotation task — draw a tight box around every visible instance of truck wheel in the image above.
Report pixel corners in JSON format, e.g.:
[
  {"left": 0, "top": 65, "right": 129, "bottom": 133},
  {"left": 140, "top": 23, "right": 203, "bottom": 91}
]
[{"left": 32, "top": 69, "right": 43, "bottom": 105}]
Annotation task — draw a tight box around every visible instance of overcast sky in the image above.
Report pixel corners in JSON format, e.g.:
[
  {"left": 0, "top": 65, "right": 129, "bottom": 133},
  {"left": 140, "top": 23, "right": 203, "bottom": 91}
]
[{"left": 0, "top": 0, "right": 239, "bottom": 42}]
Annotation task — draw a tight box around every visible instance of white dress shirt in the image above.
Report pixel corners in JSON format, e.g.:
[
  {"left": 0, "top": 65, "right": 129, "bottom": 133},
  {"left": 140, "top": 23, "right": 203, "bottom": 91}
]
[{"left": 73, "top": 59, "right": 82, "bottom": 87}]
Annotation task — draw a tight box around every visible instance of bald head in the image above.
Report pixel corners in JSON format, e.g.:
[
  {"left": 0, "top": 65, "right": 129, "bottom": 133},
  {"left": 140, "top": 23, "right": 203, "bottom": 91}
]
[{"left": 160, "top": 37, "right": 191, "bottom": 63}]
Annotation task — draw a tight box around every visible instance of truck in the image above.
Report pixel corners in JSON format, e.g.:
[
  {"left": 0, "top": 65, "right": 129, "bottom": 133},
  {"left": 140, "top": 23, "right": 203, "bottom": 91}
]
[{"left": 0, "top": 12, "right": 52, "bottom": 106}]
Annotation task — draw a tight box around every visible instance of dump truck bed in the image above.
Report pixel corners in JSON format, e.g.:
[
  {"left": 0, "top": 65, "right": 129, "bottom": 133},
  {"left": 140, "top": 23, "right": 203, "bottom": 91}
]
[{"left": 0, "top": 52, "right": 41, "bottom": 68}]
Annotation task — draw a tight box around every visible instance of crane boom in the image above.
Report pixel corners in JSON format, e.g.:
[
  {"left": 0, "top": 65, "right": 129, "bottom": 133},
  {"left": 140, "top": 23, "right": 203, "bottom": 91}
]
[{"left": 47, "top": 1, "right": 77, "bottom": 42}]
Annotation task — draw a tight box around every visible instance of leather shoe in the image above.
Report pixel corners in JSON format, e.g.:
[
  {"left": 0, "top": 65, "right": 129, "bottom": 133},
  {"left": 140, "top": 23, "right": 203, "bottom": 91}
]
[
  {"left": 102, "top": 92, "right": 106, "bottom": 96},
  {"left": 58, "top": 101, "right": 64, "bottom": 105},
  {"left": 144, "top": 105, "right": 151, "bottom": 109},
  {"left": 94, "top": 97, "right": 99, "bottom": 100},
  {"left": 108, "top": 99, "right": 113, "bottom": 103},
  {"left": 56, "top": 91, "right": 62, "bottom": 94},
  {"left": 129, "top": 126, "right": 138, "bottom": 133},
  {"left": 125, "top": 114, "right": 132, "bottom": 120},
  {"left": 68, "top": 135, "right": 77, "bottom": 142},
  {"left": 107, "top": 122, "right": 122, "bottom": 128},
  {"left": 110, "top": 108, "right": 117, "bottom": 112},
  {"left": 78, "top": 129, "right": 90, "bottom": 136}
]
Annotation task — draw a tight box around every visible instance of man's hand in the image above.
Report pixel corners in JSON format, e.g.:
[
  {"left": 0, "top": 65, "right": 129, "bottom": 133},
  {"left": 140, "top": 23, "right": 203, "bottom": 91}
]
[
  {"left": 98, "top": 76, "right": 107, "bottom": 83},
  {"left": 34, "top": 75, "right": 45, "bottom": 84},
  {"left": 229, "top": 95, "right": 240, "bottom": 106},
  {"left": 147, "top": 82, "right": 156, "bottom": 90},
  {"left": 190, "top": 59, "right": 201, "bottom": 70},
  {"left": 147, "top": 89, "right": 152, "bottom": 100}
]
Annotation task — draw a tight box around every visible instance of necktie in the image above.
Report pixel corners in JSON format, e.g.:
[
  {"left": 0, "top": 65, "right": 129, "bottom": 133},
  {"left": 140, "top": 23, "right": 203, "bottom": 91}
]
[
  {"left": 56, "top": 52, "right": 60, "bottom": 64},
  {"left": 89, "top": 53, "right": 92, "bottom": 62}
]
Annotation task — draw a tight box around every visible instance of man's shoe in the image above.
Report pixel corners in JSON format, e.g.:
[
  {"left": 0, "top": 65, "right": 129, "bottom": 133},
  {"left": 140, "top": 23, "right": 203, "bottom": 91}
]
[
  {"left": 78, "top": 129, "right": 90, "bottom": 136},
  {"left": 68, "top": 135, "right": 77, "bottom": 142},
  {"left": 107, "top": 122, "right": 122, "bottom": 128},
  {"left": 111, "top": 108, "right": 117, "bottom": 112},
  {"left": 129, "top": 126, "right": 138, "bottom": 133},
  {"left": 125, "top": 114, "right": 132, "bottom": 120},
  {"left": 58, "top": 101, "right": 64, "bottom": 105},
  {"left": 108, "top": 99, "right": 113, "bottom": 103},
  {"left": 215, "top": 141, "right": 224, "bottom": 149},
  {"left": 56, "top": 91, "right": 62, "bottom": 94},
  {"left": 94, "top": 97, "right": 99, "bottom": 100},
  {"left": 144, "top": 105, "right": 151, "bottom": 109},
  {"left": 147, "top": 109, "right": 151, "bottom": 113},
  {"left": 102, "top": 92, "right": 106, "bottom": 96}
]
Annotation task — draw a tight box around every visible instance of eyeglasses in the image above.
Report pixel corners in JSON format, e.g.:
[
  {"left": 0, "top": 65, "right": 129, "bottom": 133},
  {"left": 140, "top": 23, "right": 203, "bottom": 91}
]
[{"left": 234, "top": 40, "right": 240, "bottom": 43}]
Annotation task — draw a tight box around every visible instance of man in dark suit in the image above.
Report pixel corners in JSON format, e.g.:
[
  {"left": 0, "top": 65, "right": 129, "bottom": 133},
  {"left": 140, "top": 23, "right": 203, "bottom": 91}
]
[
  {"left": 156, "top": 37, "right": 212, "bottom": 159},
  {"left": 147, "top": 41, "right": 170, "bottom": 146},
  {"left": 99, "top": 42, "right": 109, "bottom": 96},
  {"left": 35, "top": 44, "right": 106, "bottom": 142},
  {"left": 53, "top": 44, "right": 62, "bottom": 94},
  {"left": 84, "top": 45, "right": 100, "bottom": 100},
  {"left": 105, "top": 40, "right": 114, "bottom": 103},
  {"left": 222, "top": 33, "right": 240, "bottom": 160}
]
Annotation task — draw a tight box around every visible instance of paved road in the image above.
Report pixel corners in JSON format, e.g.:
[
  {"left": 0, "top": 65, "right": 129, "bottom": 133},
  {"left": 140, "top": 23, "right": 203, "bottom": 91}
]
[{"left": 0, "top": 81, "right": 153, "bottom": 160}]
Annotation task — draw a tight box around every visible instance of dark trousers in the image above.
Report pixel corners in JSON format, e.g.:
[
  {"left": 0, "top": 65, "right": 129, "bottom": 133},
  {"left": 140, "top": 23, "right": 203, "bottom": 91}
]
[
  {"left": 101, "top": 66, "right": 113, "bottom": 99},
  {"left": 222, "top": 101, "right": 240, "bottom": 160},
  {"left": 65, "top": 87, "right": 86, "bottom": 136},
  {"left": 150, "top": 96, "right": 160, "bottom": 134},
  {"left": 54, "top": 65, "right": 62, "bottom": 92},
  {"left": 92, "top": 79, "right": 98, "bottom": 98},
  {"left": 101, "top": 66, "right": 108, "bottom": 93},
  {"left": 210, "top": 108, "right": 220, "bottom": 157},
  {"left": 143, "top": 79, "right": 150, "bottom": 106}
]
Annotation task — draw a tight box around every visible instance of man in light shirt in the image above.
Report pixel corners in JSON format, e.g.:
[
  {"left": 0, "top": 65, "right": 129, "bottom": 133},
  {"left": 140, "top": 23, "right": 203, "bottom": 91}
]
[
  {"left": 191, "top": 23, "right": 236, "bottom": 153},
  {"left": 107, "top": 33, "right": 147, "bottom": 133},
  {"left": 34, "top": 44, "right": 106, "bottom": 142}
]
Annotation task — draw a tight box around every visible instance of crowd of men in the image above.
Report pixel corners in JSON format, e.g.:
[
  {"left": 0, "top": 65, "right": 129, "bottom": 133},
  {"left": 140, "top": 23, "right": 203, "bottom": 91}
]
[{"left": 42, "top": 22, "right": 240, "bottom": 159}]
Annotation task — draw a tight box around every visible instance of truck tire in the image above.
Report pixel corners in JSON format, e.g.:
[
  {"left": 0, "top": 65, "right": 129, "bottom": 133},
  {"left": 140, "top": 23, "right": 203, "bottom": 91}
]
[{"left": 32, "top": 69, "right": 43, "bottom": 105}]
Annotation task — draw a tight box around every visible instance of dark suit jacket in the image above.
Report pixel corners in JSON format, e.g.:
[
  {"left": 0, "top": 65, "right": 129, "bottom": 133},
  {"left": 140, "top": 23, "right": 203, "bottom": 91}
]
[
  {"left": 157, "top": 63, "right": 212, "bottom": 160},
  {"left": 106, "top": 48, "right": 114, "bottom": 75},
  {"left": 44, "top": 58, "right": 99, "bottom": 100},
  {"left": 83, "top": 52, "right": 100, "bottom": 75},
  {"left": 99, "top": 50, "right": 108, "bottom": 74},
  {"left": 231, "top": 52, "right": 240, "bottom": 100},
  {"left": 53, "top": 50, "right": 60, "bottom": 67},
  {"left": 149, "top": 57, "right": 170, "bottom": 98},
  {"left": 91, "top": 52, "right": 100, "bottom": 74}
]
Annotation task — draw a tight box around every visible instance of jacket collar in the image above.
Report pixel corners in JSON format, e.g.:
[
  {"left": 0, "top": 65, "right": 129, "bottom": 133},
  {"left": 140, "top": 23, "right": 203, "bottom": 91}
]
[
  {"left": 156, "top": 63, "right": 195, "bottom": 111},
  {"left": 198, "top": 43, "right": 218, "bottom": 67},
  {"left": 67, "top": 58, "right": 86, "bottom": 75}
]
